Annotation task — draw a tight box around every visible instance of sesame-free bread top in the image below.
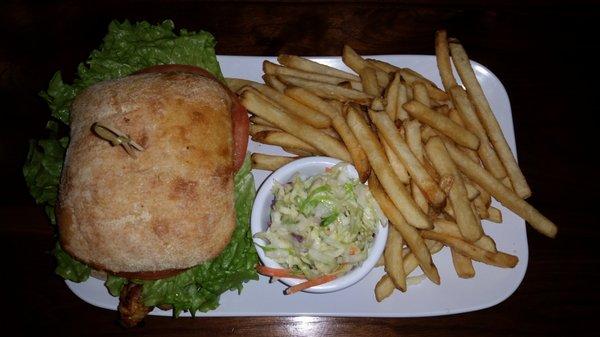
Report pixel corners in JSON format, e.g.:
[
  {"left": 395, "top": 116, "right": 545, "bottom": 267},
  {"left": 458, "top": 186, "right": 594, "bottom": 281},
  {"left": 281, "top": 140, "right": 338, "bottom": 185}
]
[{"left": 57, "top": 72, "right": 235, "bottom": 273}]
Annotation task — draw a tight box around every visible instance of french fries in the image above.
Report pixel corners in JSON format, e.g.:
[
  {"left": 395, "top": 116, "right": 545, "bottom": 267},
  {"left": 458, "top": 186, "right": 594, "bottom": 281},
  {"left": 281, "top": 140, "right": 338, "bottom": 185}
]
[
  {"left": 359, "top": 66, "right": 381, "bottom": 97},
  {"left": 369, "top": 175, "right": 440, "bottom": 284},
  {"left": 369, "top": 109, "right": 446, "bottom": 208},
  {"left": 385, "top": 72, "right": 400, "bottom": 120},
  {"left": 421, "top": 230, "right": 518, "bottom": 268},
  {"left": 244, "top": 32, "right": 556, "bottom": 302},
  {"left": 381, "top": 138, "right": 410, "bottom": 184},
  {"left": 375, "top": 240, "right": 443, "bottom": 301},
  {"left": 448, "top": 39, "right": 531, "bottom": 198},
  {"left": 251, "top": 153, "right": 296, "bottom": 171},
  {"left": 348, "top": 107, "right": 431, "bottom": 229},
  {"left": 263, "top": 74, "right": 287, "bottom": 93},
  {"left": 225, "top": 77, "right": 257, "bottom": 93},
  {"left": 249, "top": 83, "right": 331, "bottom": 128},
  {"left": 384, "top": 226, "right": 407, "bottom": 291},
  {"left": 434, "top": 30, "right": 458, "bottom": 92},
  {"left": 251, "top": 130, "right": 321, "bottom": 155},
  {"left": 242, "top": 89, "right": 351, "bottom": 162},
  {"left": 403, "top": 100, "right": 480, "bottom": 150},
  {"left": 278, "top": 54, "right": 360, "bottom": 81},
  {"left": 444, "top": 140, "right": 557, "bottom": 237},
  {"left": 264, "top": 60, "right": 359, "bottom": 87},
  {"left": 425, "top": 136, "right": 483, "bottom": 241},
  {"left": 284, "top": 87, "right": 371, "bottom": 182},
  {"left": 450, "top": 86, "right": 507, "bottom": 179},
  {"left": 278, "top": 75, "right": 373, "bottom": 105}
]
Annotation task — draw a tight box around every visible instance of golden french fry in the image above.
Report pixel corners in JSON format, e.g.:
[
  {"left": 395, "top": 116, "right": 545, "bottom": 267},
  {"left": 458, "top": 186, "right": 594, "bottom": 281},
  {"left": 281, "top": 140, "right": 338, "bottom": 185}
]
[
  {"left": 284, "top": 87, "right": 371, "bottom": 182},
  {"left": 359, "top": 66, "right": 380, "bottom": 97},
  {"left": 342, "top": 46, "right": 389, "bottom": 87},
  {"left": 443, "top": 201, "right": 455, "bottom": 218},
  {"left": 436, "top": 104, "right": 451, "bottom": 115},
  {"left": 381, "top": 137, "right": 410, "bottom": 184},
  {"left": 225, "top": 77, "right": 257, "bottom": 93},
  {"left": 444, "top": 140, "right": 557, "bottom": 238},
  {"left": 375, "top": 274, "right": 395, "bottom": 302},
  {"left": 434, "top": 30, "right": 458, "bottom": 92},
  {"left": 348, "top": 108, "right": 430, "bottom": 230},
  {"left": 369, "top": 109, "right": 446, "bottom": 208},
  {"left": 472, "top": 194, "right": 490, "bottom": 218},
  {"left": 282, "top": 147, "right": 314, "bottom": 157},
  {"left": 385, "top": 73, "right": 400, "bottom": 120},
  {"left": 321, "top": 127, "right": 341, "bottom": 140},
  {"left": 403, "top": 100, "right": 480, "bottom": 150},
  {"left": 370, "top": 97, "right": 385, "bottom": 111},
  {"left": 264, "top": 60, "right": 359, "bottom": 87},
  {"left": 338, "top": 80, "right": 364, "bottom": 91},
  {"left": 278, "top": 54, "right": 361, "bottom": 81},
  {"left": 421, "top": 230, "right": 518, "bottom": 268},
  {"left": 420, "top": 125, "right": 438, "bottom": 142},
  {"left": 249, "top": 123, "right": 280, "bottom": 134},
  {"left": 251, "top": 153, "right": 296, "bottom": 171},
  {"left": 471, "top": 177, "right": 492, "bottom": 207},
  {"left": 250, "top": 115, "right": 276, "bottom": 127},
  {"left": 463, "top": 178, "right": 481, "bottom": 201},
  {"left": 375, "top": 238, "right": 444, "bottom": 302},
  {"left": 485, "top": 206, "right": 503, "bottom": 223},
  {"left": 263, "top": 74, "right": 287, "bottom": 93},
  {"left": 403, "top": 240, "right": 444, "bottom": 276},
  {"left": 447, "top": 107, "right": 482, "bottom": 163},
  {"left": 242, "top": 89, "right": 351, "bottom": 161},
  {"left": 342, "top": 45, "right": 368, "bottom": 74},
  {"left": 425, "top": 136, "right": 483, "bottom": 241},
  {"left": 413, "top": 81, "right": 431, "bottom": 107},
  {"left": 433, "top": 219, "right": 497, "bottom": 253},
  {"left": 411, "top": 180, "right": 429, "bottom": 214},
  {"left": 448, "top": 40, "right": 531, "bottom": 198},
  {"left": 450, "top": 86, "right": 507, "bottom": 180},
  {"left": 399, "top": 68, "right": 448, "bottom": 101},
  {"left": 251, "top": 130, "right": 320, "bottom": 154},
  {"left": 385, "top": 226, "right": 407, "bottom": 291},
  {"left": 278, "top": 75, "right": 373, "bottom": 105},
  {"left": 368, "top": 175, "right": 440, "bottom": 284},
  {"left": 375, "top": 70, "right": 390, "bottom": 89},
  {"left": 250, "top": 83, "right": 331, "bottom": 128},
  {"left": 451, "top": 249, "right": 475, "bottom": 278},
  {"left": 404, "top": 119, "right": 425, "bottom": 163},
  {"left": 475, "top": 234, "right": 497, "bottom": 253},
  {"left": 396, "top": 81, "right": 410, "bottom": 121},
  {"left": 366, "top": 58, "right": 400, "bottom": 73}
]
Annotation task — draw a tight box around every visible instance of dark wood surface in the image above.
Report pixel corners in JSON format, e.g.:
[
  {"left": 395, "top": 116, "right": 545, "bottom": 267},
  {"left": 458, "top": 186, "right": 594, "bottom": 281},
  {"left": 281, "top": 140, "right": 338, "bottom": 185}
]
[{"left": 1, "top": 1, "right": 597, "bottom": 336}]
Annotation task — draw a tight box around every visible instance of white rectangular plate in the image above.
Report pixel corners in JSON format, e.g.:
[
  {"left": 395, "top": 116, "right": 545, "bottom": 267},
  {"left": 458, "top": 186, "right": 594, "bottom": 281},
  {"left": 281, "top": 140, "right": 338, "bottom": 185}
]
[{"left": 67, "top": 55, "right": 528, "bottom": 317}]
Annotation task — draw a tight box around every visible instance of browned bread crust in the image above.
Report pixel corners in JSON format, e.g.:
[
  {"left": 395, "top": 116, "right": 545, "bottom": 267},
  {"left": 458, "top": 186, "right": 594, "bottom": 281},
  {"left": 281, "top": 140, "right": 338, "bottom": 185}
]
[{"left": 58, "top": 72, "right": 235, "bottom": 273}]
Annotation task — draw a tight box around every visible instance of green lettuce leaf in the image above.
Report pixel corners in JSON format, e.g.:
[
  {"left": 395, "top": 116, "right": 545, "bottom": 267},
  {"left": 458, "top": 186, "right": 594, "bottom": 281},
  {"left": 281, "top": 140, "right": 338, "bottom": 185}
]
[
  {"left": 54, "top": 242, "right": 91, "bottom": 282},
  {"left": 23, "top": 20, "right": 258, "bottom": 315},
  {"left": 138, "top": 157, "right": 257, "bottom": 315}
]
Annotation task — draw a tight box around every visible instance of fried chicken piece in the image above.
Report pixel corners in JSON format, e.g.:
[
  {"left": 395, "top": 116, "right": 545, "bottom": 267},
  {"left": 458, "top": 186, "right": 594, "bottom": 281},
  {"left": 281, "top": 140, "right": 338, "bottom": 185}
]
[{"left": 118, "top": 283, "right": 153, "bottom": 327}]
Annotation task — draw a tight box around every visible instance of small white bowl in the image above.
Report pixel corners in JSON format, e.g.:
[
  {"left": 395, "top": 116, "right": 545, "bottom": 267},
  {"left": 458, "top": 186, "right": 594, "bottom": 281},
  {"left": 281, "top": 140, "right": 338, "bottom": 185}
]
[{"left": 251, "top": 156, "right": 388, "bottom": 293}]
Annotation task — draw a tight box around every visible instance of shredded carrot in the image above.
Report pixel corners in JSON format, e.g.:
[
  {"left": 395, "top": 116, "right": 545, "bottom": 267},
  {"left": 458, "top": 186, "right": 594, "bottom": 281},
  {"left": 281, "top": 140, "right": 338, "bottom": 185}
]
[
  {"left": 256, "top": 265, "right": 305, "bottom": 279},
  {"left": 284, "top": 274, "right": 337, "bottom": 295},
  {"left": 349, "top": 245, "right": 358, "bottom": 255}
]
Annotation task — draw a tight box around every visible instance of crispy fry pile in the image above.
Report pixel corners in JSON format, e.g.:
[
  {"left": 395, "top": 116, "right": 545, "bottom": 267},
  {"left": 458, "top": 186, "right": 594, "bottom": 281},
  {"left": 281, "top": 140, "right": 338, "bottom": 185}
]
[{"left": 234, "top": 30, "right": 557, "bottom": 301}]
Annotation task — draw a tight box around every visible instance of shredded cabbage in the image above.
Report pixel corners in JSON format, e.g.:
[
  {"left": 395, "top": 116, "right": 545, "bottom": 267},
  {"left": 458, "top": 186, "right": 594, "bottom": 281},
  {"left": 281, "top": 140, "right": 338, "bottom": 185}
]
[{"left": 259, "top": 163, "right": 386, "bottom": 279}]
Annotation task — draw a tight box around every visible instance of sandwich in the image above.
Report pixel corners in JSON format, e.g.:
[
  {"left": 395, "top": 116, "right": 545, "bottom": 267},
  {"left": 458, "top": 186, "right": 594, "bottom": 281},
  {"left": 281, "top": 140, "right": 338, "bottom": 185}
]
[{"left": 24, "top": 20, "right": 258, "bottom": 326}]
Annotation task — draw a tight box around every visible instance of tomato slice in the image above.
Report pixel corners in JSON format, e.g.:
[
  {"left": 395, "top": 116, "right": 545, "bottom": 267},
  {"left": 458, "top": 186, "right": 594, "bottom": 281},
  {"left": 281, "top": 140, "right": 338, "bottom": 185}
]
[{"left": 135, "top": 64, "right": 249, "bottom": 171}]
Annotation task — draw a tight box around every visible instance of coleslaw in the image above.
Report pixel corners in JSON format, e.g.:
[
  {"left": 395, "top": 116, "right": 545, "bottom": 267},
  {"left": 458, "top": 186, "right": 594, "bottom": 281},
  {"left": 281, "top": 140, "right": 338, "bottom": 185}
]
[{"left": 256, "top": 163, "right": 386, "bottom": 279}]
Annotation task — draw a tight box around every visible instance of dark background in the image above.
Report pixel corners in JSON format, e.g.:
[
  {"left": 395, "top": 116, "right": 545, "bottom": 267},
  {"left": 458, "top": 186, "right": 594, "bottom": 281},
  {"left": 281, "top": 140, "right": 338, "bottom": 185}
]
[{"left": 0, "top": 0, "right": 597, "bottom": 336}]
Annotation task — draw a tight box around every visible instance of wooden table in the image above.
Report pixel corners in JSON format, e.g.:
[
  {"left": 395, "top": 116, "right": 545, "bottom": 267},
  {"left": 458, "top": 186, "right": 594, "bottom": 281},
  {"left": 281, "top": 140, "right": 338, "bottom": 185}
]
[{"left": 1, "top": 1, "right": 596, "bottom": 336}]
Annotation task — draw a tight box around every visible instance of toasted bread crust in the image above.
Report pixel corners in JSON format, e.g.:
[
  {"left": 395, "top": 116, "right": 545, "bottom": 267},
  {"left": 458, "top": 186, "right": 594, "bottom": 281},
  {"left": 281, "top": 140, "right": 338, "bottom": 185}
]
[{"left": 58, "top": 72, "right": 235, "bottom": 273}]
